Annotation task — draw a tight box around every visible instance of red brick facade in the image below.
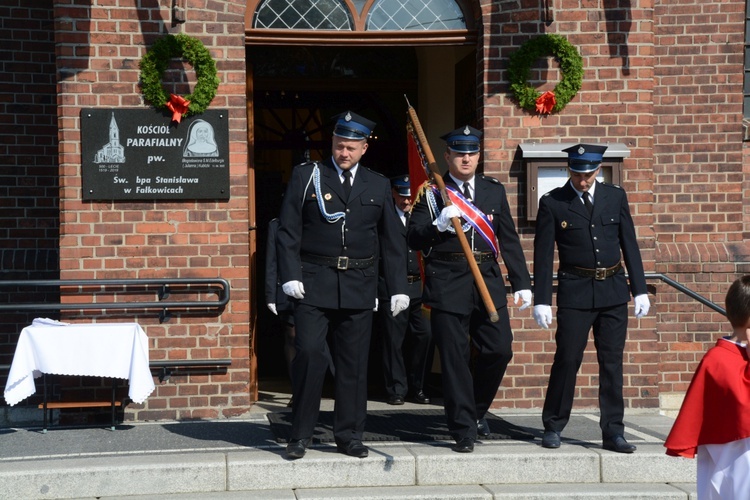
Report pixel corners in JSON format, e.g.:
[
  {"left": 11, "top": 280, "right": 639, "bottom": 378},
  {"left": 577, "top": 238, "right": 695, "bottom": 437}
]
[{"left": 1, "top": 0, "right": 748, "bottom": 421}]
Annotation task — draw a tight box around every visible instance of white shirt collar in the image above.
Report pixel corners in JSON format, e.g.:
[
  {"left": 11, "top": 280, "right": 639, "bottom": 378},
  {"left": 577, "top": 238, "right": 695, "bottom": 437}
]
[
  {"left": 333, "top": 160, "right": 358, "bottom": 180},
  {"left": 571, "top": 180, "right": 597, "bottom": 200},
  {"left": 449, "top": 174, "right": 474, "bottom": 192}
]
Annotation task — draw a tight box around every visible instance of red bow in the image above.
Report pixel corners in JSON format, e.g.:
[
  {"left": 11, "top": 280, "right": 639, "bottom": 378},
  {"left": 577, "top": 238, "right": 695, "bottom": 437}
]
[
  {"left": 166, "top": 94, "right": 190, "bottom": 123},
  {"left": 535, "top": 91, "right": 556, "bottom": 114}
]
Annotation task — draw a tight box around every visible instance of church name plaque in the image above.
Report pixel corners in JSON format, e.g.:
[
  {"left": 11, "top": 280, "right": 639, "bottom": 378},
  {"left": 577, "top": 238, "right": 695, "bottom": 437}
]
[{"left": 81, "top": 108, "right": 230, "bottom": 200}]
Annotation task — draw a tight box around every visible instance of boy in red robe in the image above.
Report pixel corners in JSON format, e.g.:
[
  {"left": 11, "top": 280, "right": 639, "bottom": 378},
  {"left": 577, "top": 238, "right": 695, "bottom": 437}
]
[{"left": 664, "top": 275, "right": 750, "bottom": 499}]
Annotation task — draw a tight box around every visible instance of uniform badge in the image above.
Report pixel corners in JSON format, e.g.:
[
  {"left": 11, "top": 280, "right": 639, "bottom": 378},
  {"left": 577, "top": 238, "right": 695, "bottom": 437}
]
[
  {"left": 561, "top": 221, "right": 568, "bottom": 229},
  {"left": 324, "top": 193, "right": 331, "bottom": 201}
]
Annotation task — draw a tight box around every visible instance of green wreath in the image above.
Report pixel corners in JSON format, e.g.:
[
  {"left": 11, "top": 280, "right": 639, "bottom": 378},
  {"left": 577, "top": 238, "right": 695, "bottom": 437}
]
[
  {"left": 507, "top": 34, "right": 583, "bottom": 114},
  {"left": 139, "top": 33, "right": 219, "bottom": 119}
]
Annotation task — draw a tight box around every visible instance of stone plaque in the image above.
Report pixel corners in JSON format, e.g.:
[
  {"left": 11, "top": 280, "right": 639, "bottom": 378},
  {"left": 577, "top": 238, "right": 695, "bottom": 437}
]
[{"left": 81, "top": 108, "right": 230, "bottom": 200}]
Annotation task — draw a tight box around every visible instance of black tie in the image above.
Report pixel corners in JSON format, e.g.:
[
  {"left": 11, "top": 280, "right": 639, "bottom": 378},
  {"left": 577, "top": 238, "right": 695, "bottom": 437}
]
[
  {"left": 583, "top": 191, "right": 593, "bottom": 215},
  {"left": 342, "top": 170, "right": 352, "bottom": 199},
  {"left": 462, "top": 182, "right": 472, "bottom": 201}
]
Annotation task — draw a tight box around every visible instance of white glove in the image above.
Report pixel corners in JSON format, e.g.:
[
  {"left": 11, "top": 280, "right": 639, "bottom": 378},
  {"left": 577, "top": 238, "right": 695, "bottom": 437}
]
[
  {"left": 390, "top": 294, "right": 410, "bottom": 317},
  {"left": 513, "top": 289, "right": 532, "bottom": 310},
  {"left": 433, "top": 205, "right": 461, "bottom": 232},
  {"left": 282, "top": 280, "right": 305, "bottom": 299},
  {"left": 634, "top": 294, "right": 650, "bottom": 318},
  {"left": 374, "top": 298, "right": 379, "bottom": 312},
  {"left": 533, "top": 304, "right": 553, "bottom": 329},
  {"left": 267, "top": 303, "right": 278, "bottom": 315}
]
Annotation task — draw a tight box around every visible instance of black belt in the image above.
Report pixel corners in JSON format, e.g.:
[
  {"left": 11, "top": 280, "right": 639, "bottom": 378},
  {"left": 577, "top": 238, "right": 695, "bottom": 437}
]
[
  {"left": 560, "top": 262, "right": 622, "bottom": 281},
  {"left": 301, "top": 253, "right": 375, "bottom": 270},
  {"left": 429, "top": 251, "right": 496, "bottom": 264},
  {"left": 406, "top": 275, "right": 421, "bottom": 284}
]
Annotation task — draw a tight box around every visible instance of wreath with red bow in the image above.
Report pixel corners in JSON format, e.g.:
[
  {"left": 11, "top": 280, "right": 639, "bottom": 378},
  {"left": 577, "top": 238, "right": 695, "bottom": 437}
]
[
  {"left": 507, "top": 34, "right": 583, "bottom": 115},
  {"left": 139, "top": 33, "right": 219, "bottom": 123}
]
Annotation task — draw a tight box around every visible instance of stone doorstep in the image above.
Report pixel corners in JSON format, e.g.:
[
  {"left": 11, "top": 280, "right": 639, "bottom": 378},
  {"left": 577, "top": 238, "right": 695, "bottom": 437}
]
[{"left": 0, "top": 442, "right": 696, "bottom": 499}]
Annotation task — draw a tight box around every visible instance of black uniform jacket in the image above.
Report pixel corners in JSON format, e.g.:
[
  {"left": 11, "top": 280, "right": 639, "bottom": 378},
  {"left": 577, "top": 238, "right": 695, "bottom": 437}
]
[
  {"left": 277, "top": 158, "right": 408, "bottom": 310},
  {"left": 533, "top": 181, "right": 647, "bottom": 309},
  {"left": 378, "top": 208, "right": 422, "bottom": 302},
  {"left": 265, "top": 218, "right": 294, "bottom": 314},
  {"left": 406, "top": 175, "right": 531, "bottom": 315}
]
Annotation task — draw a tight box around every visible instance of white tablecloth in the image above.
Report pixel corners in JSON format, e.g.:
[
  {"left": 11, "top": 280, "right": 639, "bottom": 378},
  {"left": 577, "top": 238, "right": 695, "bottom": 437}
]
[{"left": 3, "top": 321, "right": 155, "bottom": 406}]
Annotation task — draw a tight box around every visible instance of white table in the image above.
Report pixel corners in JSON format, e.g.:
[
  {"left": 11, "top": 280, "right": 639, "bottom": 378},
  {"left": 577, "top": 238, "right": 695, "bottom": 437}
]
[{"left": 3, "top": 321, "right": 155, "bottom": 407}]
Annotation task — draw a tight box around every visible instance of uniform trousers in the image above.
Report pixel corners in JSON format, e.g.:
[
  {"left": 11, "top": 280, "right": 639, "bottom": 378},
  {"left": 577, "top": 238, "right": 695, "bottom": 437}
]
[
  {"left": 431, "top": 299, "right": 512, "bottom": 441},
  {"left": 291, "top": 303, "right": 372, "bottom": 445},
  {"left": 379, "top": 299, "right": 431, "bottom": 398},
  {"left": 542, "top": 303, "right": 628, "bottom": 438}
]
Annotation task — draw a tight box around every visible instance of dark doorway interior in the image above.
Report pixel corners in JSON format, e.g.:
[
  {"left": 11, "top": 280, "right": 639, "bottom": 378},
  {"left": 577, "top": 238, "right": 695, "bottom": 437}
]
[{"left": 249, "top": 46, "right": 420, "bottom": 398}]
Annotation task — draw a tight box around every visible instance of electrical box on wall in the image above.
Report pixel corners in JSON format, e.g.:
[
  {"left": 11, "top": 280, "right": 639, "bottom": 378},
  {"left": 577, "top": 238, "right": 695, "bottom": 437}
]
[{"left": 521, "top": 142, "right": 629, "bottom": 221}]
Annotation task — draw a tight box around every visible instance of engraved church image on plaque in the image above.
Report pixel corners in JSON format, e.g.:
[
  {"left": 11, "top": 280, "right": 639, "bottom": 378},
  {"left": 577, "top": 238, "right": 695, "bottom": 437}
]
[{"left": 94, "top": 113, "right": 126, "bottom": 164}]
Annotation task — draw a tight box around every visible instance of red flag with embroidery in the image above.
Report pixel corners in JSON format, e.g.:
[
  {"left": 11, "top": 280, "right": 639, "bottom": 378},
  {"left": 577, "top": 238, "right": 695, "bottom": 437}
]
[
  {"left": 407, "top": 129, "right": 430, "bottom": 203},
  {"left": 406, "top": 125, "right": 431, "bottom": 307}
]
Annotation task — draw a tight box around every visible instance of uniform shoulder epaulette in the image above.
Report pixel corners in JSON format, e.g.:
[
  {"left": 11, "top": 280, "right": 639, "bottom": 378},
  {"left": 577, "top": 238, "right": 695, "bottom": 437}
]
[
  {"left": 293, "top": 160, "right": 317, "bottom": 170},
  {"left": 479, "top": 174, "right": 500, "bottom": 184},
  {"left": 601, "top": 182, "right": 622, "bottom": 189},
  {"left": 363, "top": 166, "right": 387, "bottom": 179}
]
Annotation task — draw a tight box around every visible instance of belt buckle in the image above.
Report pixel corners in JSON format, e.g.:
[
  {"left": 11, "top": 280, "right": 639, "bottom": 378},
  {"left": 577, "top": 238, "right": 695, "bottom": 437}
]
[
  {"left": 473, "top": 252, "right": 482, "bottom": 263},
  {"left": 595, "top": 267, "right": 607, "bottom": 280},
  {"left": 336, "top": 256, "right": 349, "bottom": 270}
]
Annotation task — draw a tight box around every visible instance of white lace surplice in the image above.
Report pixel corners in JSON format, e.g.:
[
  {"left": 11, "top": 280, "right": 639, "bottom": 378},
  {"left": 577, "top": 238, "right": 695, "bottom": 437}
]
[{"left": 697, "top": 435, "right": 750, "bottom": 499}]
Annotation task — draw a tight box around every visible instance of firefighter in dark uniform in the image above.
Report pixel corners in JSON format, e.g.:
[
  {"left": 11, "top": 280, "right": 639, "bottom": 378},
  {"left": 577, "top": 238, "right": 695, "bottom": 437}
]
[
  {"left": 533, "top": 143, "right": 650, "bottom": 454},
  {"left": 264, "top": 217, "right": 296, "bottom": 399},
  {"left": 277, "top": 111, "right": 409, "bottom": 460},
  {"left": 407, "top": 126, "right": 532, "bottom": 453},
  {"left": 377, "top": 175, "right": 432, "bottom": 406}
]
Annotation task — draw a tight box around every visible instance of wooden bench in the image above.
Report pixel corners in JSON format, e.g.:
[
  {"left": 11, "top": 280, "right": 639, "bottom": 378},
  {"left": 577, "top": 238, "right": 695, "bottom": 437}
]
[
  {"left": 38, "top": 375, "right": 121, "bottom": 432},
  {"left": 34, "top": 359, "right": 232, "bottom": 431}
]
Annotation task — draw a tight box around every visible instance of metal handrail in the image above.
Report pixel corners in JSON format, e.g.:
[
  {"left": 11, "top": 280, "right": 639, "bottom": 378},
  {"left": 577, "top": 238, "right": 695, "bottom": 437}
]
[
  {"left": 644, "top": 272, "right": 725, "bottom": 316},
  {"left": 0, "top": 278, "right": 230, "bottom": 321},
  {"left": 530, "top": 272, "right": 726, "bottom": 316}
]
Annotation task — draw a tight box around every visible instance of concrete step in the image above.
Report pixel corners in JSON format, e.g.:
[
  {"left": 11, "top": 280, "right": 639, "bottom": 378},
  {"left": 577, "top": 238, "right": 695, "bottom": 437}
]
[
  {"left": 66, "top": 483, "right": 699, "bottom": 500},
  {"left": 0, "top": 441, "right": 697, "bottom": 499}
]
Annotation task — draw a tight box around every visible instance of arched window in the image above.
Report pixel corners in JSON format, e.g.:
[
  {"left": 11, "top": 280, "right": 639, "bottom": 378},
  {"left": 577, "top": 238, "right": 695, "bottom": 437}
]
[
  {"left": 247, "top": 0, "right": 475, "bottom": 42},
  {"left": 254, "top": 0, "right": 353, "bottom": 30},
  {"left": 366, "top": 0, "right": 466, "bottom": 31}
]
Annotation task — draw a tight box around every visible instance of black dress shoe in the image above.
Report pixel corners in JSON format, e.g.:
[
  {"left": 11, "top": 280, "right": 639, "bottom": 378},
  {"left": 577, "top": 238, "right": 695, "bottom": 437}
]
[
  {"left": 541, "top": 430, "right": 561, "bottom": 449},
  {"left": 336, "top": 440, "right": 369, "bottom": 458},
  {"left": 387, "top": 395, "right": 405, "bottom": 405},
  {"left": 411, "top": 390, "right": 430, "bottom": 405},
  {"left": 452, "top": 437, "right": 475, "bottom": 453},
  {"left": 476, "top": 418, "right": 491, "bottom": 437},
  {"left": 285, "top": 438, "right": 311, "bottom": 459},
  {"left": 602, "top": 435, "right": 636, "bottom": 454}
]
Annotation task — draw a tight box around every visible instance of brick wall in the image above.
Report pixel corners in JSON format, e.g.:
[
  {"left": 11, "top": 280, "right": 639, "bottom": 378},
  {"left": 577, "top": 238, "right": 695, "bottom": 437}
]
[
  {"left": 652, "top": 0, "right": 748, "bottom": 412},
  {"left": 52, "top": 0, "right": 251, "bottom": 421},
  {"left": 480, "top": 0, "right": 749, "bottom": 413},
  {"left": 0, "top": 0, "right": 60, "bottom": 393},
  {"left": 481, "top": 0, "right": 660, "bottom": 410}
]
